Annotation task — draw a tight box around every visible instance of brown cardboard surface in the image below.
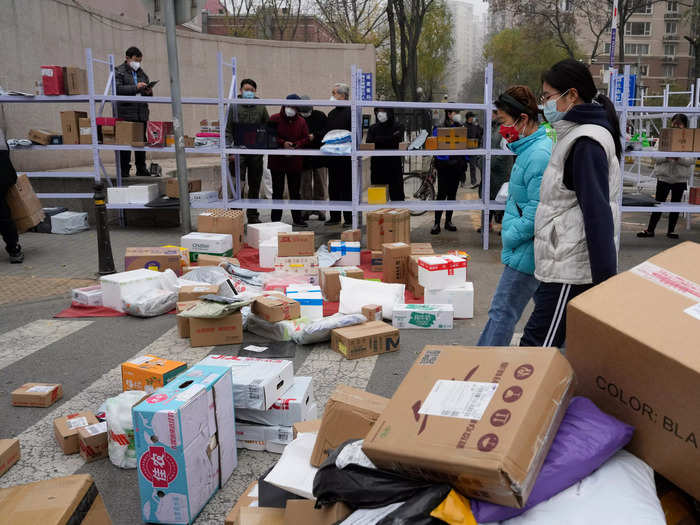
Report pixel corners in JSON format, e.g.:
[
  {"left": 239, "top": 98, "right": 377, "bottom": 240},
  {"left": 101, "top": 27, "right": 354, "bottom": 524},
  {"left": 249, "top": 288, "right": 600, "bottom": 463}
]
[
  {"left": 252, "top": 296, "right": 301, "bottom": 322},
  {"left": 277, "top": 231, "right": 315, "bottom": 257},
  {"left": 197, "top": 211, "right": 245, "bottom": 256},
  {"left": 331, "top": 321, "right": 400, "bottom": 360},
  {"left": 28, "top": 128, "right": 61, "bottom": 145},
  {"left": 361, "top": 304, "right": 383, "bottom": 321},
  {"left": 694, "top": 129, "right": 700, "bottom": 152},
  {"left": 239, "top": 507, "right": 285, "bottom": 525},
  {"left": 176, "top": 301, "right": 200, "bottom": 338},
  {"left": 311, "top": 385, "right": 389, "bottom": 467},
  {"left": 292, "top": 419, "right": 321, "bottom": 439},
  {"left": 341, "top": 229, "right": 362, "bottom": 242},
  {"left": 190, "top": 312, "right": 243, "bottom": 347},
  {"left": 367, "top": 209, "right": 410, "bottom": 251},
  {"left": 0, "top": 439, "right": 20, "bottom": 478},
  {"left": 689, "top": 187, "right": 700, "bottom": 204},
  {"left": 60, "top": 111, "right": 87, "bottom": 144},
  {"left": 410, "top": 243, "right": 435, "bottom": 255},
  {"left": 165, "top": 178, "right": 202, "bottom": 198},
  {"left": 382, "top": 242, "right": 410, "bottom": 284},
  {"left": 567, "top": 242, "right": 700, "bottom": 499},
  {"left": 406, "top": 273, "right": 425, "bottom": 299},
  {"left": 64, "top": 67, "right": 88, "bottom": 94},
  {"left": 54, "top": 412, "right": 99, "bottom": 455},
  {"left": 283, "top": 501, "right": 352, "bottom": 525},
  {"left": 78, "top": 424, "right": 108, "bottom": 463},
  {"left": 121, "top": 355, "right": 186, "bottom": 392},
  {"left": 371, "top": 250, "right": 383, "bottom": 272},
  {"left": 79, "top": 118, "right": 92, "bottom": 144},
  {"left": 225, "top": 481, "right": 259, "bottom": 525},
  {"left": 12, "top": 383, "right": 63, "bottom": 407},
  {"left": 362, "top": 346, "right": 574, "bottom": 507},
  {"left": 0, "top": 474, "right": 112, "bottom": 524},
  {"left": 7, "top": 174, "right": 45, "bottom": 233},
  {"left": 124, "top": 247, "right": 182, "bottom": 275},
  {"left": 320, "top": 267, "right": 364, "bottom": 302},
  {"left": 196, "top": 254, "right": 240, "bottom": 267},
  {"left": 358, "top": 143, "right": 375, "bottom": 150},
  {"left": 178, "top": 284, "right": 220, "bottom": 302},
  {"left": 660, "top": 128, "right": 694, "bottom": 152},
  {"left": 115, "top": 121, "right": 144, "bottom": 146}
]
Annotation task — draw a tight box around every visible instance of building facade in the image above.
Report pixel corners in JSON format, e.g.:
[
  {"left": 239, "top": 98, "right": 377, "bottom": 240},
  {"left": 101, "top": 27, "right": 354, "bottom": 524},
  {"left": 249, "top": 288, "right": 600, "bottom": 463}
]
[{"left": 447, "top": 0, "right": 487, "bottom": 100}]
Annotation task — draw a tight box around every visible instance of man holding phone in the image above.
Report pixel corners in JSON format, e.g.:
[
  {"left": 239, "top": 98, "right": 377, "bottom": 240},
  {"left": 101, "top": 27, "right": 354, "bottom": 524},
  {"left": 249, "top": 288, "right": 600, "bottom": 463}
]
[{"left": 115, "top": 46, "right": 152, "bottom": 177}]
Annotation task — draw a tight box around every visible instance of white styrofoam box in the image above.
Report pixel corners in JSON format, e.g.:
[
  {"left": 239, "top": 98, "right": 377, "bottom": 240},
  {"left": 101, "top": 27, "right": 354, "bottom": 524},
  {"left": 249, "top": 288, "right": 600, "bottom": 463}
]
[
  {"left": 329, "top": 241, "right": 361, "bottom": 267},
  {"left": 128, "top": 183, "right": 159, "bottom": 204},
  {"left": 235, "top": 376, "right": 315, "bottom": 427},
  {"left": 259, "top": 238, "right": 278, "bottom": 269},
  {"left": 72, "top": 285, "right": 103, "bottom": 306},
  {"left": 417, "top": 255, "right": 467, "bottom": 290},
  {"left": 338, "top": 276, "right": 404, "bottom": 320},
  {"left": 236, "top": 423, "right": 294, "bottom": 454},
  {"left": 247, "top": 222, "right": 292, "bottom": 250},
  {"left": 198, "top": 355, "right": 294, "bottom": 410},
  {"left": 100, "top": 269, "right": 163, "bottom": 312},
  {"left": 392, "top": 304, "right": 454, "bottom": 329},
  {"left": 107, "top": 187, "right": 130, "bottom": 205},
  {"left": 51, "top": 211, "right": 89, "bottom": 235},
  {"left": 286, "top": 286, "right": 323, "bottom": 320},
  {"left": 189, "top": 191, "right": 219, "bottom": 204},
  {"left": 181, "top": 232, "right": 233, "bottom": 261},
  {"left": 425, "top": 282, "right": 474, "bottom": 319}
]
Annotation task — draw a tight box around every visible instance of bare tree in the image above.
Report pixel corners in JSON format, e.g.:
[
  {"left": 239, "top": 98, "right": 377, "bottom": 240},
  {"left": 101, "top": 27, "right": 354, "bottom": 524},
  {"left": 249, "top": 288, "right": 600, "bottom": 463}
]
[
  {"left": 682, "top": 0, "right": 700, "bottom": 84},
  {"left": 611, "top": 0, "right": 668, "bottom": 64},
  {"left": 222, "top": 0, "right": 258, "bottom": 38},
  {"left": 578, "top": 0, "right": 612, "bottom": 63},
  {"left": 314, "top": 0, "right": 388, "bottom": 44}
]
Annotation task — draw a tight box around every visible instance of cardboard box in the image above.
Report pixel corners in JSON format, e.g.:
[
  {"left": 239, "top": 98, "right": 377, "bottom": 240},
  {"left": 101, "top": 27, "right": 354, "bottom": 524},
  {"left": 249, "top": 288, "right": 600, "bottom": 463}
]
[
  {"left": 71, "top": 285, "right": 103, "bottom": 306},
  {"left": 320, "top": 266, "right": 364, "bottom": 302},
  {"left": 329, "top": 241, "right": 361, "bottom": 266},
  {"left": 331, "top": 320, "right": 400, "bottom": 361},
  {"left": 259, "top": 238, "right": 278, "bottom": 268},
  {"left": 53, "top": 412, "right": 98, "bottom": 455},
  {"left": 198, "top": 355, "right": 295, "bottom": 410},
  {"left": 225, "top": 481, "right": 258, "bottom": 525},
  {"left": 371, "top": 250, "right": 383, "bottom": 272},
  {"left": 310, "top": 385, "right": 389, "bottom": 467},
  {"left": 60, "top": 110, "right": 87, "bottom": 144},
  {"left": 100, "top": 269, "right": 163, "bottom": 312},
  {"left": 190, "top": 311, "right": 243, "bottom": 347},
  {"left": 181, "top": 232, "right": 233, "bottom": 262},
  {"left": 689, "top": 186, "right": 700, "bottom": 205},
  {"left": 293, "top": 418, "right": 321, "bottom": 439},
  {"left": 134, "top": 364, "right": 237, "bottom": 524},
  {"left": 12, "top": 383, "right": 62, "bottom": 407},
  {"left": 28, "top": 128, "right": 61, "bottom": 145},
  {"left": 41, "top": 65, "right": 65, "bottom": 95},
  {"left": 392, "top": 304, "right": 454, "bottom": 329},
  {"left": 0, "top": 474, "right": 112, "bottom": 524},
  {"left": 78, "top": 117, "right": 92, "bottom": 144},
  {"left": 363, "top": 346, "right": 574, "bottom": 507},
  {"left": 285, "top": 285, "right": 323, "bottom": 320},
  {"left": 102, "top": 134, "right": 116, "bottom": 145},
  {"left": 147, "top": 121, "right": 174, "bottom": 147},
  {"left": 567, "top": 242, "right": 700, "bottom": 499},
  {"left": 425, "top": 136, "right": 438, "bottom": 150},
  {"left": 418, "top": 255, "right": 467, "bottom": 289},
  {"left": 399, "top": 142, "right": 409, "bottom": 150},
  {"left": 0, "top": 439, "right": 20, "bottom": 478},
  {"left": 236, "top": 423, "right": 294, "bottom": 453},
  {"left": 239, "top": 507, "right": 285, "bottom": 525},
  {"left": 6, "top": 174, "right": 45, "bottom": 233},
  {"left": 367, "top": 209, "right": 410, "bottom": 251},
  {"left": 383, "top": 242, "right": 411, "bottom": 283},
  {"left": 166, "top": 178, "right": 202, "bottom": 198},
  {"left": 437, "top": 127, "right": 468, "bottom": 149},
  {"left": 660, "top": 128, "right": 694, "bottom": 152},
  {"left": 466, "top": 138, "right": 479, "bottom": 149},
  {"left": 341, "top": 229, "right": 362, "bottom": 242},
  {"left": 247, "top": 222, "right": 292, "bottom": 250},
  {"left": 252, "top": 295, "right": 301, "bottom": 322},
  {"left": 121, "top": 354, "right": 187, "bottom": 392},
  {"left": 274, "top": 256, "right": 319, "bottom": 285},
  {"left": 115, "top": 120, "right": 145, "bottom": 146},
  {"left": 694, "top": 129, "right": 700, "bottom": 152},
  {"left": 277, "top": 232, "right": 315, "bottom": 257},
  {"left": 236, "top": 376, "right": 316, "bottom": 427},
  {"left": 361, "top": 304, "right": 383, "bottom": 321},
  {"left": 406, "top": 273, "right": 425, "bottom": 299},
  {"left": 425, "top": 282, "right": 474, "bottom": 319},
  {"left": 368, "top": 185, "right": 389, "bottom": 204},
  {"left": 178, "top": 284, "right": 219, "bottom": 302},
  {"left": 359, "top": 143, "right": 375, "bottom": 150},
  {"left": 124, "top": 247, "right": 182, "bottom": 275},
  {"left": 284, "top": 500, "right": 352, "bottom": 525},
  {"left": 190, "top": 191, "right": 218, "bottom": 204},
  {"left": 176, "top": 300, "right": 199, "bottom": 338},
  {"left": 78, "top": 421, "right": 108, "bottom": 463},
  {"left": 63, "top": 66, "right": 88, "bottom": 94},
  {"left": 410, "top": 243, "right": 434, "bottom": 255},
  {"left": 196, "top": 254, "right": 240, "bottom": 267}
]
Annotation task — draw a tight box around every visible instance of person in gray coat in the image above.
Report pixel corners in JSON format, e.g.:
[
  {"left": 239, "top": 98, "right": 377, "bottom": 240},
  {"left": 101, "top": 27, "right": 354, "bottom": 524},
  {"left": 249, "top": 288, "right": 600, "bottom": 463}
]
[{"left": 115, "top": 46, "right": 151, "bottom": 177}]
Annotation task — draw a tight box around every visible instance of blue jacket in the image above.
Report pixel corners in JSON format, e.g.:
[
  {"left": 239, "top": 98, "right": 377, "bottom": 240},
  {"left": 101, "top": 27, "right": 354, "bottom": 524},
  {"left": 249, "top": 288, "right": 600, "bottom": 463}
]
[{"left": 501, "top": 125, "right": 552, "bottom": 275}]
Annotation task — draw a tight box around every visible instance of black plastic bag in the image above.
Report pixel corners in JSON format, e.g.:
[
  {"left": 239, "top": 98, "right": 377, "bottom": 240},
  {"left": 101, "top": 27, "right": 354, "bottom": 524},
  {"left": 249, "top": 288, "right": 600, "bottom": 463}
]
[{"left": 378, "top": 484, "right": 451, "bottom": 525}]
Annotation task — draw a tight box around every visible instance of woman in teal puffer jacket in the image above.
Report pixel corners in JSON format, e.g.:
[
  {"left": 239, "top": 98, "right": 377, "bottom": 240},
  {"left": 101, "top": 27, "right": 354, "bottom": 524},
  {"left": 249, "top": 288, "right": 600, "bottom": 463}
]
[{"left": 478, "top": 86, "right": 552, "bottom": 346}]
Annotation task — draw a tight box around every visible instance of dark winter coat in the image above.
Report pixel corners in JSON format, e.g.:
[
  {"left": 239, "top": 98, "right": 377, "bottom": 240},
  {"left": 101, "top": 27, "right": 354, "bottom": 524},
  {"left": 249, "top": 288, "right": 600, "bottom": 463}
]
[
  {"left": 0, "top": 130, "right": 18, "bottom": 188},
  {"left": 268, "top": 107, "right": 310, "bottom": 173},
  {"left": 114, "top": 61, "right": 151, "bottom": 122},
  {"left": 302, "top": 109, "right": 328, "bottom": 169},
  {"left": 325, "top": 105, "right": 352, "bottom": 173},
  {"left": 366, "top": 108, "right": 404, "bottom": 182}
]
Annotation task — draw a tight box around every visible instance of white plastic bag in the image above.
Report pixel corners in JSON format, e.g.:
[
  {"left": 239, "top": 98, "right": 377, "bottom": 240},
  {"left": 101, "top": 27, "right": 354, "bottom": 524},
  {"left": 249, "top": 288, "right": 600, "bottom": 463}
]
[
  {"left": 495, "top": 182, "right": 509, "bottom": 203},
  {"left": 321, "top": 143, "right": 352, "bottom": 155},
  {"left": 339, "top": 276, "right": 405, "bottom": 320},
  {"left": 105, "top": 390, "right": 147, "bottom": 469},
  {"left": 181, "top": 266, "right": 230, "bottom": 287},
  {"left": 246, "top": 313, "right": 308, "bottom": 341},
  {"left": 124, "top": 289, "right": 177, "bottom": 317},
  {"left": 292, "top": 313, "right": 367, "bottom": 345},
  {"left": 322, "top": 129, "right": 352, "bottom": 144}
]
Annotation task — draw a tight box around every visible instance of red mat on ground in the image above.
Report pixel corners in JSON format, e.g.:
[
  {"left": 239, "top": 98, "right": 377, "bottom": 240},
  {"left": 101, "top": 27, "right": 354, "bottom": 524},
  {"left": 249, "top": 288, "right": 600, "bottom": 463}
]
[
  {"left": 236, "top": 245, "right": 275, "bottom": 273},
  {"left": 55, "top": 302, "right": 126, "bottom": 318}
]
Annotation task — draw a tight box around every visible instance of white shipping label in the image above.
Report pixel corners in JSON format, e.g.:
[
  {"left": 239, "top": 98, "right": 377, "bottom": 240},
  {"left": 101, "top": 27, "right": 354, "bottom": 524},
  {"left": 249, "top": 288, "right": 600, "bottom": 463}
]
[
  {"left": 84, "top": 422, "right": 108, "bottom": 435},
  {"left": 684, "top": 303, "right": 700, "bottom": 320},
  {"left": 418, "top": 380, "right": 498, "bottom": 420},
  {"left": 27, "top": 385, "right": 56, "bottom": 393},
  {"left": 244, "top": 345, "right": 268, "bottom": 353},
  {"left": 128, "top": 355, "right": 153, "bottom": 365},
  {"left": 630, "top": 262, "right": 700, "bottom": 302},
  {"left": 66, "top": 417, "right": 89, "bottom": 429},
  {"left": 175, "top": 384, "right": 205, "bottom": 402}
]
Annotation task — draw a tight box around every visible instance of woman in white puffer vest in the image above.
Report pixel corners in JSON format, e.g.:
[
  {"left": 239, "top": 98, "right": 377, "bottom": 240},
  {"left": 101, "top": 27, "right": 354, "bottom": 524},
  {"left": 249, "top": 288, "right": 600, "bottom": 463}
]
[{"left": 520, "top": 59, "right": 621, "bottom": 348}]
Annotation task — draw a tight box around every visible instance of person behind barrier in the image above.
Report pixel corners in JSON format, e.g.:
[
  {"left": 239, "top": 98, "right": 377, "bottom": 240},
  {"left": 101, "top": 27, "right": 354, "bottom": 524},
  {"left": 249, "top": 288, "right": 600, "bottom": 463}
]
[
  {"left": 0, "top": 129, "right": 23, "bottom": 263},
  {"left": 465, "top": 111, "right": 483, "bottom": 188},
  {"left": 299, "top": 95, "right": 328, "bottom": 222},
  {"left": 366, "top": 107, "right": 405, "bottom": 201},
  {"left": 520, "top": 58, "right": 621, "bottom": 348},
  {"left": 325, "top": 83, "right": 352, "bottom": 227},
  {"left": 637, "top": 113, "right": 693, "bottom": 240},
  {"left": 477, "top": 87, "right": 551, "bottom": 347}
]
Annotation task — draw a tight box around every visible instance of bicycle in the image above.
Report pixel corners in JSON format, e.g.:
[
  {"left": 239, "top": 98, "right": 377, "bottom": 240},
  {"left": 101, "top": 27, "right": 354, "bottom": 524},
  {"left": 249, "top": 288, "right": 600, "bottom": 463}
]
[{"left": 403, "top": 157, "right": 436, "bottom": 216}]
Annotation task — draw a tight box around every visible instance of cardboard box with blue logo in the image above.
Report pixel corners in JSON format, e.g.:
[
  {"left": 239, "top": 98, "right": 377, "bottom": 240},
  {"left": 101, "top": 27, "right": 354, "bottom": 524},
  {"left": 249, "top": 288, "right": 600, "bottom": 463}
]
[
  {"left": 133, "top": 363, "right": 237, "bottom": 524},
  {"left": 124, "top": 247, "right": 183, "bottom": 276}
]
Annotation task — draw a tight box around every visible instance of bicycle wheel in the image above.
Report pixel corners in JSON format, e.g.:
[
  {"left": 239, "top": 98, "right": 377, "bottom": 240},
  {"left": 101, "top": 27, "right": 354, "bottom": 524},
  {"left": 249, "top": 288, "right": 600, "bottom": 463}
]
[{"left": 403, "top": 174, "right": 436, "bottom": 216}]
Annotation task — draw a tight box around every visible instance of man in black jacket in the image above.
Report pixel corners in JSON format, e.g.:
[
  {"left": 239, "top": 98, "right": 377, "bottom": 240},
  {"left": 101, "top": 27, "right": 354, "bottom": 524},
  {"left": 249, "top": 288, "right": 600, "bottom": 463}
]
[
  {"left": 366, "top": 107, "right": 404, "bottom": 201},
  {"left": 465, "top": 112, "right": 483, "bottom": 188},
  {"left": 0, "top": 129, "right": 22, "bottom": 263},
  {"left": 115, "top": 47, "right": 151, "bottom": 177},
  {"left": 299, "top": 96, "right": 328, "bottom": 221},
  {"left": 326, "top": 83, "right": 352, "bottom": 226}
]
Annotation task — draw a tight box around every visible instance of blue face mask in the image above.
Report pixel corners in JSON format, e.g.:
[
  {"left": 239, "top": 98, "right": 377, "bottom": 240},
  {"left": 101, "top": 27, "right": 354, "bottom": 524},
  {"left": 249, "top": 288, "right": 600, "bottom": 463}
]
[
  {"left": 241, "top": 90, "right": 255, "bottom": 99},
  {"left": 543, "top": 89, "right": 571, "bottom": 124}
]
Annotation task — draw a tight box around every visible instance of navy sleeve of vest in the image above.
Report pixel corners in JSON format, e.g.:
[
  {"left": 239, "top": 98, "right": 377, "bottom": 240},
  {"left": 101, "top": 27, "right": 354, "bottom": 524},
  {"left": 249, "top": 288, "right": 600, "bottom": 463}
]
[{"left": 564, "top": 137, "right": 617, "bottom": 284}]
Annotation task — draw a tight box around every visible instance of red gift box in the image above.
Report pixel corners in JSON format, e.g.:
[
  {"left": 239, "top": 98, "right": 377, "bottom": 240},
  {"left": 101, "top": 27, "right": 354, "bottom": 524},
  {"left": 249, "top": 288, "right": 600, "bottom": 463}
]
[
  {"left": 689, "top": 187, "right": 700, "bottom": 205},
  {"left": 41, "top": 66, "right": 65, "bottom": 95},
  {"left": 147, "top": 121, "right": 174, "bottom": 147},
  {"left": 96, "top": 117, "right": 122, "bottom": 126}
]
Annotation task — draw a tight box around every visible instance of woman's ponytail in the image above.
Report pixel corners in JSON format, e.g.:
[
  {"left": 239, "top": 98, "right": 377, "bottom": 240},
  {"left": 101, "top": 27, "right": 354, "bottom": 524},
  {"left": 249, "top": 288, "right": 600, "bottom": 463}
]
[{"left": 594, "top": 93, "right": 622, "bottom": 160}]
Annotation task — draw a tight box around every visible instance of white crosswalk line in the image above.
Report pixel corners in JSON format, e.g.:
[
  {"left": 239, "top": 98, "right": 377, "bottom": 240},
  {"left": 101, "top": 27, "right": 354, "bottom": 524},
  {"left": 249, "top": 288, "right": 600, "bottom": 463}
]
[
  {"left": 0, "top": 327, "right": 215, "bottom": 488},
  {"left": 0, "top": 320, "right": 93, "bottom": 371}
]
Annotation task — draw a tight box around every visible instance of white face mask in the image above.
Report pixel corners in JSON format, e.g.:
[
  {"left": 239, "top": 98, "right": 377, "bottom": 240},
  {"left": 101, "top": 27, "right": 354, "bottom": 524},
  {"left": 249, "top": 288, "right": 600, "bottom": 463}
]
[
  {"left": 452, "top": 114, "right": 462, "bottom": 124},
  {"left": 376, "top": 111, "right": 388, "bottom": 123},
  {"left": 330, "top": 96, "right": 337, "bottom": 101},
  {"left": 300, "top": 111, "right": 312, "bottom": 118},
  {"left": 285, "top": 107, "right": 297, "bottom": 118},
  {"left": 129, "top": 61, "right": 141, "bottom": 71}
]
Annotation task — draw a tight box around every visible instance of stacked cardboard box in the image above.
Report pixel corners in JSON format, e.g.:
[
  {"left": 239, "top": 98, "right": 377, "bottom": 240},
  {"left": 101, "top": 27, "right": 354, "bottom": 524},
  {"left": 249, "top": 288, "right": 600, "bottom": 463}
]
[
  {"left": 181, "top": 232, "right": 233, "bottom": 262},
  {"left": 286, "top": 285, "right": 323, "bottom": 320},
  {"left": 274, "top": 256, "right": 320, "bottom": 285},
  {"left": 63, "top": 66, "right": 88, "bottom": 94},
  {"left": 167, "top": 178, "right": 202, "bottom": 199},
  {"left": 367, "top": 209, "right": 410, "bottom": 251},
  {"left": 436, "top": 127, "right": 468, "bottom": 149},
  {"left": 278, "top": 232, "right": 315, "bottom": 257},
  {"left": 115, "top": 121, "right": 145, "bottom": 146},
  {"left": 97, "top": 117, "right": 119, "bottom": 144},
  {"left": 60, "top": 111, "right": 87, "bottom": 145},
  {"left": 247, "top": 222, "right": 292, "bottom": 250},
  {"left": 382, "top": 242, "right": 410, "bottom": 283},
  {"left": 124, "top": 247, "right": 182, "bottom": 275},
  {"left": 320, "top": 266, "right": 364, "bottom": 301},
  {"left": 331, "top": 320, "right": 400, "bottom": 360},
  {"left": 54, "top": 412, "right": 99, "bottom": 454},
  {"left": 198, "top": 209, "right": 245, "bottom": 256}
]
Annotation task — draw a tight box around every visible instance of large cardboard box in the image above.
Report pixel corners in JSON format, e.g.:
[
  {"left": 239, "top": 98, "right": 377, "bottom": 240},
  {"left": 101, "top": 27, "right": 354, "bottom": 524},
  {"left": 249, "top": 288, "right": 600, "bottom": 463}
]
[
  {"left": 178, "top": 284, "right": 219, "bottom": 302},
  {"left": 166, "top": 178, "right": 202, "bottom": 198},
  {"left": 331, "top": 321, "right": 400, "bottom": 360},
  {"left": 225, "top": 481, "right": 258, "bottom": 525},
  {"left": 567, "top": 242, "right": 700, "bottom": 499},
  {"left": 60, "top": 110, "right": 88, "bottom": 145},
  {"left": 0, "top": 439, "right": 20, "bottom": 478},
  {"left": 6, "top": 174, "right": 45, "bottom": 233},
  {"left": 341, "top": 229, "right": 361, "bottom": 242},
  {"left": 283, "top": 500, "right": 352, "bottom": 525},
  {"left": 121, "top": 354, "right": 187, "bottom": 392},
  {"left": 12, "top": 383, "right": 62, "bottom": 407},
  {"left": 320, "top": 266, "right": 364, "bottom": 302},
  {"left": 124, "top": 247, "right": 182, "bottom": 275},
  {"left": 134, "top": 364, "right": 237, "bottom": 524},
  {"left": 79, "top": 117, "right": 92, "bottom": 144},
  {"left": 28, "top": 128, "right": 62, "bottom": 145},
  {"left": 437, "top": 127, "right": 468, "bottom": 149},
  {"left": 410, "top": 243, "right": 434, "bottom": 256},
  {"left": 239, "top": 507, "right": 285, "bottom": 525},
  {"left": 53, "top": 412, "right": 99, "bottom": 455},
  {"left": 196, "top": 254, "right": 240, "bottom": 267},
  {"left": 660, "top": 128, "right": 694, "bottom": 152},
  {"left": 115, "top": 121, "right": 145, "bottom": 146},
  {"left": 310, "top": 385, "right": 389, "bottom": 467},
  {"left": 363, "top": 346, "right": 574, "bottom": 507},
  {"left": 0, "top": 474, "right": 113, "bottom": 524},
  {"left": 367, "top": 209, "right": 410, "bottom": 251},
  {"left": 63, "top": 66, "right": 88, "bottom": 94},
  {"left": 176, "top": 300, "right": 200, "bottom": 338},
  {"left": 236, "top": 376, "right": 316, "bottom": 427},
  {"left": 78, "top": 421, "right": 108, "bottom": 463},
  {"left": 382, "top": 242, "right": 411, "bottom": 284},
  {"left": 252, "top": 295, "right": 301, "bottom": 322},
  {"left": 277, "top": 232, "right": 314, "bottom": 257},
  {"left": 40, "top": 65, "right": 65, "bottom": 95},
  {"left": 273, "top": 256, "right": 319, "bottom": 285},
  {"left": 190, "top": 311, "right": 243, "bottom": 347},
  {"left": 197, "top": 210, "right": 245, "bottom": 256}
]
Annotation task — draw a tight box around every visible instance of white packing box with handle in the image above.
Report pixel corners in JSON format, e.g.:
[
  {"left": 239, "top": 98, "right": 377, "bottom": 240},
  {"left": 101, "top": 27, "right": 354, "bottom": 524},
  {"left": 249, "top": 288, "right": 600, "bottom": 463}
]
[
  {"left": 424, "top": 282, "right": 474, "bottom": 319},
  {"left": 417, "top": 255, "right": 467, "bottom": 289},
  {"left": 235, "top": 376, "right": 316, "bottom": 427},
  {"left": 329, "top": 241, "right": 361, "bottom": 266},
  {"left": 51, "top": 211, "right": 89, "bottom": 234},
  {"left": 72, "top": 285, "right": 103, "bottom": 306},
  {"left": 128, "top": 184, "right": 159, "bottom": 204},
  {"left": 392, "top": 304, "right": 454, "bottom": 329},
  {"left": 286, "top": 285, "right": 323, "bottom": 320},
  {"left": 247, "top": 222, "right": 293, "bottom": 250}
]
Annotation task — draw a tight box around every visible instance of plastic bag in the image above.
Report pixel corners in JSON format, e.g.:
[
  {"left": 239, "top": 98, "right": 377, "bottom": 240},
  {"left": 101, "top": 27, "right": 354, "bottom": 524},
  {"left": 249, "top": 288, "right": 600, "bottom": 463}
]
[
  {"left": 323, "top": 129, "right": 352, "bottom": 144},
  {"left": 321, "top": 143, "right": 352, "bottom": 155},
  {"left": 378, "top": 484, "right": 453, "bottom": 525},
  {"left": 262, "top": 271, "right": 315, "bottom": 293},
  {"left": 292, "top": 313, "right": 367, "bottom": 345},
  {"left": 431, "top": 490, "right": 477, "bottom": 525},
  {"left": 339, "top": 276, "right": 404, "bottom": 320},
  {"left": 471, "top": 397, "right": 634, "bottom": 523},
  {"left": 105, "top": 390, "right": 146, "bottom": 469},
  {"left": 178, "top": 297, "right": 253, "bottom": 318},
  {"left": 124, "top": 289, "right": 177, "bottom": 318},
  {"left": 246, "top": 313, "right": 308, "bottom": 341},
  {"left": 495, "top": 182, "right": 509, "bottom": 203},
  {"left": 181, "top": 266, "right": 231, "bottom": 286},
  {"left": 316, "top": 244, "right": 343, "bottom": 268}
]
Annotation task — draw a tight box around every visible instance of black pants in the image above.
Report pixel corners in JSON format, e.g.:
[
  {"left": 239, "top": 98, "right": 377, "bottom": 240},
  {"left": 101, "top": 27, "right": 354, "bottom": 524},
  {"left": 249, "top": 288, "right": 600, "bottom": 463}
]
[
  {"left": 467, "top": 156, "right": 479, "bottom": 184},
  {"left": 434, "top": 164, "right": 461, "bottom": 224},
  {"left": 647, "top": 180, "right": 686, "bottom": 234},
  {"left": 328, "top": 158, "right": 352, "bottom": 223},
  {"left": 370, "top": 167, "right": 405, "bottom": 201},
  {"left": 271, "top": 170, "right": 303, "bottom": 223},
  {"left": 119, "top": 121, "right": 147, "bottom": 176},
  {"left": 0, "top": 184, "right": 19, "bottom": 254},
  {"left": 519, "top": 282, "right": 593, "bottom": 348},
  {"left": 230, "top": 155, "right": 263, "bottom": 220}
]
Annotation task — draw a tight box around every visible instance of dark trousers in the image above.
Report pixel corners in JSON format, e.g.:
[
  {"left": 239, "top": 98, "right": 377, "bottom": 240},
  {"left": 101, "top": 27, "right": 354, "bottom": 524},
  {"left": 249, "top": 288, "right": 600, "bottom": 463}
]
[
  {"left": 647, "top": 180, "right": 687, "bottom": 234},
  {"left": 230, "top": 155, "right": 263, "bottom": 219},
  {"left": 119, "top": 121, "right": 147, "bottom": 176},
  {"left": 370, "top": 168, "right": 405, "bottom": 201},
  {"left": 434, "top": 164, "right": 461, "bottom": 224},
  {"left": 271, "top": 170, "right": 303, "bottom": 223},
  {"left": 328, "top": 159, "right": 352, "bottom": 223},
  {"left": 467, "top": 156, "right": 479, "bottom": 184},
  {"left": 519, "top": 282, "right": 593, "bottom": 348},
  {"left": 0, "top": 185, "right": 19, "bottom": 254}
]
